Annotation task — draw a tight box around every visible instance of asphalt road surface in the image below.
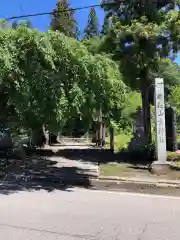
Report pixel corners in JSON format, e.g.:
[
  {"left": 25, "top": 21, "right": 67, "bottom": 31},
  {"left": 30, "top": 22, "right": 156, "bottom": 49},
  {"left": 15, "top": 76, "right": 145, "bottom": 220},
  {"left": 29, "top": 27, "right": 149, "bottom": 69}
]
[{"left": 1, "top": 188, "right": 180, "bottom": 239}]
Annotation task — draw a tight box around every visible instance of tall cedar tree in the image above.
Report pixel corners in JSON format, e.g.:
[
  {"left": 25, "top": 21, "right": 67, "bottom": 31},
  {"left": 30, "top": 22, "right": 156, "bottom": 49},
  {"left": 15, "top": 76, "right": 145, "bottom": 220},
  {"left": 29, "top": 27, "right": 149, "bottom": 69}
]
[
  {"left": 51, "top": 0, "right": 78, "bottom": 38},
  {"left": 101, "top": 15, "right": 110, "bottom": 36},
  {"left": 84, "top": 8, "right": 99, "bottom": 38},
  {"left": 102, "top": 0, "right": 179, "bottom": 144}
]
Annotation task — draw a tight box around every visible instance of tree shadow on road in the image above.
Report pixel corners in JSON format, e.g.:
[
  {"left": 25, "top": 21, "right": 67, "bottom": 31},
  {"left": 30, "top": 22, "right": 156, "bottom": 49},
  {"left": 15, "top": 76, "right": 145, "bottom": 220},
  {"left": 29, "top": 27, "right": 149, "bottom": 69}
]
[
  {"left": 25, "top": 146, "right": 154, "bottom": 181},
  {"left": 34, "top": 147, "right": 130, "bottom": 164},
  {"left": 32, "top": 147, "right": 153, "bottom": 173},
  {"left": 0, "top": 155, "right": 93, "bottom": 195}
]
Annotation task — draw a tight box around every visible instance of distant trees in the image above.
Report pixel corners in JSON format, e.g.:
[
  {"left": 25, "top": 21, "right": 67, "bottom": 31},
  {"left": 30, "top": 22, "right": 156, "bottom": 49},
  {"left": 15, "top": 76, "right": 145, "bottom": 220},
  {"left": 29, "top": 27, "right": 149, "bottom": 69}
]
[
  {"left": 50, "top": 0, "right": 78, "bottom": 38},
  {"left": 11, "top": 21, "right": 18, "bottom": 29},
  {"left": 84, "top": 7, "right": 99, "bottom": 38},
  {"left": 0, "top": 19, "right": 9, "bottom": 28},
  {"left": 12, "top": 20, "right": 33, "bottom": 29}
]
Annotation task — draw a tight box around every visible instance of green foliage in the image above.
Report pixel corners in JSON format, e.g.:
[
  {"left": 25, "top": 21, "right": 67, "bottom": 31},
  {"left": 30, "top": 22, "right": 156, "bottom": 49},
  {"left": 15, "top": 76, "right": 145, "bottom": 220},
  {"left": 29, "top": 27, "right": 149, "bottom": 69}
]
[
  {"left": 102, "top": 19, "right": 168, "bottom": 89},
  {"left": 119, "top": 91, "right": 142, "bottom": 130},
  {"left": 0, "top": 27, "right": 126, "bottom": 133},
  {"left": 82, "top": 37, "right": 102, "bottom": 55},
  {"left": 101, "top": 1, "right": 180, "bottom": 89},
  {"left": 50, "top": 0, "right": 78, "bottom": 38},
  {"left": 109, "top": 90, "right": 141, "bottom": 132},
  {"left": 150, "top": 59, "right": 180, "bottom": 86},
  {"left": 169, "top": 86, "right": 180, "bottom": 115},
  {"left": 102, "top": 0, "right": 175, "bottom": 23},
  {"left": 168, "top": 86, "right": 180, "bottom": 134},
  {"left": 167, "top": 152, "right": 180, "bottom": 162},
  {"left": 106, "top": 132, "right": 132, "bottom": 151},
  {"left": 84, "top": 8, "right": 99, "bottom": 39},
  {"left": 101, "top": 0, "right": 180, "bottom": 144},
  {"left": 121, "top": 91, "right": 141, "bottom": 119}
]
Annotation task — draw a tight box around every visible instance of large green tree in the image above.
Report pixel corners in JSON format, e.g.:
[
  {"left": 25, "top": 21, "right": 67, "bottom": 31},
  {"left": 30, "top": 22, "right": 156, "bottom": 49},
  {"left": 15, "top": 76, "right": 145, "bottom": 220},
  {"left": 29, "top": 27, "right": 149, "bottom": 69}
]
[
  {"left": 50, "top": 0, "right": 78, "bottom": 38},
  {"left": 84, "top": 7, "right": 99, "bottom": 38},
  {"left": 0, "top": 27, "right": 126, "bottom": 138},
  {"left": 101, "top": 0, "right": 180, "bottom": 143}
]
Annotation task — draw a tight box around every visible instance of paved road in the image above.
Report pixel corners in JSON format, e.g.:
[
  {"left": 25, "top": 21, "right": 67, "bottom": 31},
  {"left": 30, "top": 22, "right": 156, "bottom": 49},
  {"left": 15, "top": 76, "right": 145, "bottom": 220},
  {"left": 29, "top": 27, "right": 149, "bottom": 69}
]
[{"left": 1, "top": 189, "right": 180, "bottom": 239}]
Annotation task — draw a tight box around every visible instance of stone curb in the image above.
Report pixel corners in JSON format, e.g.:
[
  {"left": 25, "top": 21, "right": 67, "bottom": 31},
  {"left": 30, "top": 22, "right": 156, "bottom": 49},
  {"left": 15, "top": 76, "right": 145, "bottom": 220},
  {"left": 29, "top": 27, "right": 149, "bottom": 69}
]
[{"left": 95, "top": 176, "right": 180, "bottom": 188}]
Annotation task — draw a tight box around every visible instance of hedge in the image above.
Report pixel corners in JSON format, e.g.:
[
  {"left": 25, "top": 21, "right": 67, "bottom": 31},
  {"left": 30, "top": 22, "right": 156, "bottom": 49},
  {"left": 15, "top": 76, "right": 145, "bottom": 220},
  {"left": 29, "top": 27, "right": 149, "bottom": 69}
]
[{"left": 167, "top": 152, "right": 180, "bottom": 162}]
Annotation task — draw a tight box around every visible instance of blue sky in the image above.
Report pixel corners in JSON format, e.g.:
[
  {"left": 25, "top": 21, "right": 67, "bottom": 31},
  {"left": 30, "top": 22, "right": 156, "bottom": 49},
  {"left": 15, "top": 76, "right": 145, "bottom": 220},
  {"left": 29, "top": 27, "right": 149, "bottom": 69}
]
[{"left": 0, "top": 0, "right": 104, "bottom": 34}]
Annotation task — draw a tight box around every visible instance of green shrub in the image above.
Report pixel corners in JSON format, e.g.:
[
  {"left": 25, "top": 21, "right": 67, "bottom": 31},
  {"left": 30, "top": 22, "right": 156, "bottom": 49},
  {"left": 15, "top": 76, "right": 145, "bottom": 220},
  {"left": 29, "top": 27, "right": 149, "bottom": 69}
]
[
  {"left": 167, "top": 151, "right": 180, "bottom": 162},
  {"left": 106, "top": 132, "right": 132, "bottom": 151}
]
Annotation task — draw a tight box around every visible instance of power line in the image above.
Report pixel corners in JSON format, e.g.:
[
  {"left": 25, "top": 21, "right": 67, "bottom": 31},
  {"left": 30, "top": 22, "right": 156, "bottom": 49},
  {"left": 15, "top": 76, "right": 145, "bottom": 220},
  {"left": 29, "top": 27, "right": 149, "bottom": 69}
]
[
  {"left": 4, "top": 0, "right": 172, "bottom": 21},
  {"left": 6, "top": 2, "right": 121, "bottom": 21}
]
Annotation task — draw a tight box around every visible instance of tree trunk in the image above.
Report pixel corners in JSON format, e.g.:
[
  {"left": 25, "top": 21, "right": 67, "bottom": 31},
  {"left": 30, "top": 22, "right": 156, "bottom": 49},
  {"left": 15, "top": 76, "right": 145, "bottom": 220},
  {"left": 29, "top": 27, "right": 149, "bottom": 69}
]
[
  {"left": 49, "top": 133, "right": 58, "bottom": 145},
  {"left": 42, "top": 125, "right": 49, "bottom": 146},
  {"left": 98, "top": 107, "right": 103, "bottom": 147},
  {"left": 110, "top": 126, "right": 115, "bottom": 152},
  {"left": 99, "top": 122, "right": 103, "bottom": 147},
  {"left": 140, "top": 69, "right": 152, "bottom": 145},
  {"left": 31, "top": 127, "right": 46, "bottom": 147},
  {"left": 102, "top": 124, "right": 106, "bottom": 147},
  {"left": 95, "top": 128, "right": 99, "bottom": 146}
]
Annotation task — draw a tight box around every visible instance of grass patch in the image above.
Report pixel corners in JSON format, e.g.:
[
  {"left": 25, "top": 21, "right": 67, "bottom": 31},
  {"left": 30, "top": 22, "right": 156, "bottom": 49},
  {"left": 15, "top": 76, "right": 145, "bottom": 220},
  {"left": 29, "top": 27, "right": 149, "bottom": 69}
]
[
  {"left": 99, "top": 162, "right": 180, "bottom": 180},
  {"left": 167, "top": 151, "right": 180, "bottom": 161},
  {"left": 106, "top": 133, "right": 132, "bottom": 151},
  {"left": 100, "top": 163, "right": 150, "bottom": 178},
  {"left": 100, "top": 163, "right": 132, "bottom": 176}
]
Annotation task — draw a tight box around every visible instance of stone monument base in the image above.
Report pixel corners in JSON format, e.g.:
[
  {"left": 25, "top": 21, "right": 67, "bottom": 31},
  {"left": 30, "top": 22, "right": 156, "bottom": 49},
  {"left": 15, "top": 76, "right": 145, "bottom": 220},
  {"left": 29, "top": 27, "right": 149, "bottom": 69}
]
[{"left": 149, "top": 161, "right": 170, "bottom": 175}]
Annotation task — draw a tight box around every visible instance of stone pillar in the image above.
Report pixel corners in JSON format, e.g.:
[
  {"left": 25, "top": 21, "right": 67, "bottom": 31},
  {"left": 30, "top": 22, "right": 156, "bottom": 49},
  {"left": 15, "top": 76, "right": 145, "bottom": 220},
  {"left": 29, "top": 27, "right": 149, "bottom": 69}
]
[{"left": 150, "top": 78, "right": 169, "bottom": 174}]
